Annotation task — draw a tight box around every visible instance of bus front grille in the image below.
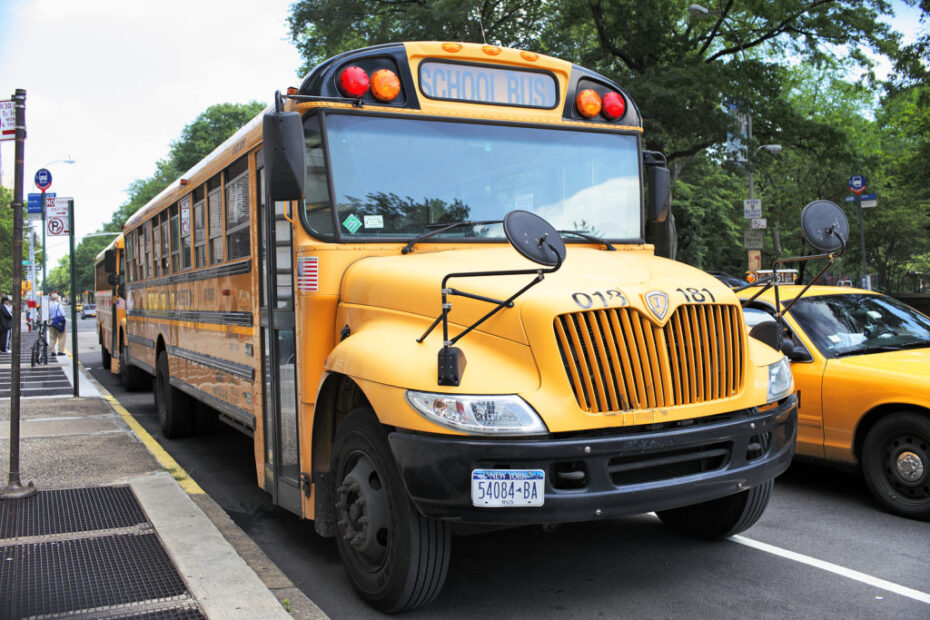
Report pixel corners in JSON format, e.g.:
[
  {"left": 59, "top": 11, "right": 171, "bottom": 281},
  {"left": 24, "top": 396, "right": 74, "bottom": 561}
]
[{"left": 554, "top": 304, "right": 745, "bottom": 413}]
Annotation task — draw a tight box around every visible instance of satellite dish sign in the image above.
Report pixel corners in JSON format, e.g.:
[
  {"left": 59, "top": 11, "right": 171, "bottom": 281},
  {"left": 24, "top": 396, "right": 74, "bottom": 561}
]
[{"left": 848, "top": 174, "right": 867, "bottom": 195}]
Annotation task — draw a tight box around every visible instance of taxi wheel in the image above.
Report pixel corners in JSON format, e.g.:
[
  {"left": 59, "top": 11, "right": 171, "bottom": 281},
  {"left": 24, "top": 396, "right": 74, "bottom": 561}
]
[
  {"left": 155, "top": 351, "right": 190, "bottom": 439},
  {"left": 332, "top": 408, "right": 450, "bottom": 612},
  {"left": 862, "top": 412, "right": 930, "bottom": 520},
  {"left": 657, "top": 480, "right": 773, "bottom": 540}
]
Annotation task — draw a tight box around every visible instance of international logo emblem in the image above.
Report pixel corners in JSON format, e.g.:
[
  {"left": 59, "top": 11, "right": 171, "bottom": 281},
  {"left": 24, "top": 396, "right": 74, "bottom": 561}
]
[{"left": 644, "top": 291, "right": 669, "bottom": 321}]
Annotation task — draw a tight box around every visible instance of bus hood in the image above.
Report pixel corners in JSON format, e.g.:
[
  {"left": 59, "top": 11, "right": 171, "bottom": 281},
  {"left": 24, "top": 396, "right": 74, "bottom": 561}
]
[{"left": 340, "top": 247, "right": 736, "bottom": 345}]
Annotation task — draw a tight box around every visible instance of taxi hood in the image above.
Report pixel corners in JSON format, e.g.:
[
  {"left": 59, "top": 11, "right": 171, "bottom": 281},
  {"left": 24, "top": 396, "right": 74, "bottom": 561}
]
[{"left": 340, "top": 246, "right": 737, "bottom": 344}]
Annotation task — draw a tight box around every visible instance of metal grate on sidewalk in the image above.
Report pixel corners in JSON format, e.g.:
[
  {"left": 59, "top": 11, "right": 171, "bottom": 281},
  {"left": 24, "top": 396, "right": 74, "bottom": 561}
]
[
  {"left": 0, "top": 365, "right": 73, "bottom": 398},
  {"left": 0, "top": 486, "right": 204, "bottom": 619}
]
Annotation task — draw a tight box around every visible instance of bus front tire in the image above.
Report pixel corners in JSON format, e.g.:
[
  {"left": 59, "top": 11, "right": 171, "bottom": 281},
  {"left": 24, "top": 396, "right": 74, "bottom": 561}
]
[
  {"left": 656, "top": 480, "right": 773, "bottom": 539},
  {"left": 155, "top": 350, "right": 190, "bottom": 439},
  {"left": 332, "top": 408, "right": 450, "bottom": 613}
]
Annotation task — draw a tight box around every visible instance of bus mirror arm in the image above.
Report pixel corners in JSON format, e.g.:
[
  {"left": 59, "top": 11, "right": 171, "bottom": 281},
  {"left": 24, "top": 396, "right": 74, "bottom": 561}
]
[{"left": 264, "top": 92, "right": 306, "bottom": 202}]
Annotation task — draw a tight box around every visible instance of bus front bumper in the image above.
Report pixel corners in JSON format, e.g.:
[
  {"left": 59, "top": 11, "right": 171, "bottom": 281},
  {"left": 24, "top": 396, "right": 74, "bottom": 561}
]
[{"left": 388, "top": 395, "right": 796, "bottom": 525}]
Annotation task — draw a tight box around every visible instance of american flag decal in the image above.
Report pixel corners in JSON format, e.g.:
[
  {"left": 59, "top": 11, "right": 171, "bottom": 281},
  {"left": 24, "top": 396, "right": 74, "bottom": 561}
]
[{"left": 296, "top": 256, "right": 319, "bottom": 292}]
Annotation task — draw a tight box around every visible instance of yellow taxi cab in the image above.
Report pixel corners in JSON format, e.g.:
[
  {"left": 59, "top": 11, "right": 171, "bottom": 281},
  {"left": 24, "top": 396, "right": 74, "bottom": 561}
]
[{"left": 740, "top": 285, "right": 930, "bottom": 520}]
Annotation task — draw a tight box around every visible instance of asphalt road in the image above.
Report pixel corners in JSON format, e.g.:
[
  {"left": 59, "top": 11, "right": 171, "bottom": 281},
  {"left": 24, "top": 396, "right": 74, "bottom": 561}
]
[{"left": 76, "top": 326, "right": 930, "bottom": 619}]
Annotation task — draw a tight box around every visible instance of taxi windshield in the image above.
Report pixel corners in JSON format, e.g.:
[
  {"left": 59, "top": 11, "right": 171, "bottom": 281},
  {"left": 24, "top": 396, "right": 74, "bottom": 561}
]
[
  {"left": 308, "top": 114, "right": 641, "bottom": 241},
  {"left": 788, "top": 294, "right": 930, "bottom": 358}
]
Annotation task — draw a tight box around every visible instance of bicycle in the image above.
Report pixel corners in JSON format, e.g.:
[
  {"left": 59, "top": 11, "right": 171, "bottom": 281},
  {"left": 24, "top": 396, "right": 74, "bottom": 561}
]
[{"left": 30, "top": 320, "right": 49, "bottom": 367}]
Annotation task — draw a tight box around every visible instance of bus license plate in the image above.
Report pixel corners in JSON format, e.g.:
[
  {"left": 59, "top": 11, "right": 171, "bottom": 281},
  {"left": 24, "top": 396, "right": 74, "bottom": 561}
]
[{"left": 472, "top": 469, "right": 545, "bottom": 507}]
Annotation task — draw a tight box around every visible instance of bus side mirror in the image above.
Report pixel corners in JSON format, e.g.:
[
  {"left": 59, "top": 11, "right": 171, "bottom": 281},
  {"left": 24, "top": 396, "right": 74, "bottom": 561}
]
[
  {"left": 107, "top": 274, "right": 120, "bottom": 286},
  {"left": 263, "top": 109, "right": 305, "bottom": 202},
  {"left": 104, "top": 249, "right": 116, "bottom": 274},
  {"left": 646, "top": 165, "right": 671, "bottom": 223}
]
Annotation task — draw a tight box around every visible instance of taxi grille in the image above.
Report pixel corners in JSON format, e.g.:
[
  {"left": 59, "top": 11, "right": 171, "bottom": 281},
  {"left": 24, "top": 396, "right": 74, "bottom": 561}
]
[{"left": 554, "top": 304, "right": 745, "bottom": 413}]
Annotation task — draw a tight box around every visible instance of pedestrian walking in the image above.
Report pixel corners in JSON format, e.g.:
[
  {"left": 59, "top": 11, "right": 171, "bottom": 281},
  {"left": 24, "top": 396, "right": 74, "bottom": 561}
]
[
  {"left": 0, "top": 295, "right": 12, "bottom": 352},
  {"left": 48, "top": 292, "right": 67, "bottom": 356}
]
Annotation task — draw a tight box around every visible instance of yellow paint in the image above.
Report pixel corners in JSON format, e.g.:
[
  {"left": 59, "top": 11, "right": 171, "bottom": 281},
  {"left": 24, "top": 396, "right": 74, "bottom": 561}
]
[{"left": 95, "top": 380, "right": 205, "bottom": 495}]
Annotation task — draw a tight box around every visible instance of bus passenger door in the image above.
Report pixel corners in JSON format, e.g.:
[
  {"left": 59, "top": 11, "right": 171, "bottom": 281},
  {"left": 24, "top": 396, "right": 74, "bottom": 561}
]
[{"left": 258, "top": 153, "right": 303, "bottom": 515}]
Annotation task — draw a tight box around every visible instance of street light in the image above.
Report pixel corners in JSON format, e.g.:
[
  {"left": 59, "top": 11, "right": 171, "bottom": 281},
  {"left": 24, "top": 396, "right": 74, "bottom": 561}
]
[{"left": 749, "top": 144, "right": 782, "bottom": 201}]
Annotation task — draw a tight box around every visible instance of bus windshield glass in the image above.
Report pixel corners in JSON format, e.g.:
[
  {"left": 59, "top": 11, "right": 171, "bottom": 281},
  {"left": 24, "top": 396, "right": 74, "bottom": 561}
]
[{"left": 312, "top": 114, "right": 641, "bottom": 241}]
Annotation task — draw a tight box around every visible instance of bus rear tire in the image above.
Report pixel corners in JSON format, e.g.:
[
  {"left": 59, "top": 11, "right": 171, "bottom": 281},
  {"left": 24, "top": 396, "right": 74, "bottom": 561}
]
[
  {"left": 120, "top": 344, "right": 147, "bottom": 392},
  {"left": 155, "top": 350, "right": 191, "bottom": 439},
  {"left": 332, "top": 408, "right": 450, "bottom": 612},
  {"left": 101, "top": 344, "right": 111, "bottom": 371},
  {"left": 656, "top": 480, "right": 773, "bottom": 539}
]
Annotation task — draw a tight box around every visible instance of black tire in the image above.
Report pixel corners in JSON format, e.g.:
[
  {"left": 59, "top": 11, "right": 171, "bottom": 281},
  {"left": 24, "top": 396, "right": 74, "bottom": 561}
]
[
  {"left": 154, "top": 350, "right": 191, "bottom": 439},
  {"left": 332, "top": 408, "right": 451, "bottom": 612},
  {"left": 120, "top": 343, "right": 148, "bottom": 391},
  {"left": 657, "top": 480, "right": 773, "bottom": 539},
  {"left": 101, "top": 341, "right": 112, "bottom": 370},
  {"left": 861, "top": 412, "right": 930, "bottom": 520}
]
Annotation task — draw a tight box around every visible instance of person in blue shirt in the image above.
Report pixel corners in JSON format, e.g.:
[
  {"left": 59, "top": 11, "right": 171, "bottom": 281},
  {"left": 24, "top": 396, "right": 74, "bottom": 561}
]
[{"left": 47, "top": 292, "right": 67, "bottom": 356}]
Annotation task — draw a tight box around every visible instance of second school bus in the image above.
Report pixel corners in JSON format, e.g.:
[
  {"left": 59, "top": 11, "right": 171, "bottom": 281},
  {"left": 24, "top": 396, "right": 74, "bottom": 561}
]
[{"left": 99, "top": 42, "right": 797, "bottom": 612}]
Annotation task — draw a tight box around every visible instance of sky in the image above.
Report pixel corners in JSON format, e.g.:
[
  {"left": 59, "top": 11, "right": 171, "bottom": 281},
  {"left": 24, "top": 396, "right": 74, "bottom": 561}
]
[
  {"left": 0, "top": 0, "right": 302, "bottom": 270},
  {"left": 0, "top": 0, "right": 924, "bottom": 273}
]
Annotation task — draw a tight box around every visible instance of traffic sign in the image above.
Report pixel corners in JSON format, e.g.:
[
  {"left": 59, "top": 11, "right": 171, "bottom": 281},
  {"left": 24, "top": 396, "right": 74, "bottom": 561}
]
[
  {"left": 743, "top": 229, "right": 764, "bottom": 250},
  {"left": 860, "top": 193, "right": 877, "bottom": 200},
  {"left": 47, "top": 217, "right": 68, "bottom": 236},
  {"left": 848, "top": 174, "right": 867, "bottom": 195},
  {"left": 743, "top": 198, "right": 762, "bottom": 219},
  {"left": 844, "top": 195, "right": 856, "bottom": 202},
  {"left": 747, "top": 250, "right": 762, "bottom": 271},
  {"left": 750, "top": 218, "right": 767, "bottom": 229},
  {"left": 861, "top": 199, "right": 878, "bottom": 208},
  {"left": 0, "top": 99, "right": 15, "bottom": 141},
  {"left": 35, "top": 168, "right": 52, "bottom": 191}
]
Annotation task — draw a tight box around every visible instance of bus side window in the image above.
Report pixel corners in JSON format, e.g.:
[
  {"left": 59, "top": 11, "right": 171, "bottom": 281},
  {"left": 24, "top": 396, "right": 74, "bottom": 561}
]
[
  {"left": 194, "top": 187, "right": 206, "bottom": 268},
  {"left": 225, "top": 156, "right": 250, "bottom": 260},
  {"left": 302, "top": 115, "right": 334, "bottom": 236},
  {"left": 144, "top": 222, "right": 153, "bottom": 279},
  {"left": 152, "top": 218, "right": 161, "bottom": 277},
  {"left": 160, "top": 211, "right": 170, "bottom": 274},
  {"left": 180, "top": 195, "right": 192, "bottom": 271},
  {"left": 208, "top": 174, "right": 224, "bottom": 265},
  {"left": 169, "top": 204, "right": 180, "bottom": 273}
]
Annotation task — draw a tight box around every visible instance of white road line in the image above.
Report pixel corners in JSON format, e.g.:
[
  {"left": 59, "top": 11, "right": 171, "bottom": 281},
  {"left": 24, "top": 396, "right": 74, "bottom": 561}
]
[{"left": 731, "top": 535, "right": 930, "bottom": 605}]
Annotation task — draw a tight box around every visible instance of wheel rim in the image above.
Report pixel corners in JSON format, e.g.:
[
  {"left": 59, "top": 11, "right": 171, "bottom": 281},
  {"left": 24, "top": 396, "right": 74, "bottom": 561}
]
[
  {"left": 336, "top": 452, "right": 391, "bottom": 571},
  {"left": 882, "top": 433, "right": 929, "bottom": 500}
]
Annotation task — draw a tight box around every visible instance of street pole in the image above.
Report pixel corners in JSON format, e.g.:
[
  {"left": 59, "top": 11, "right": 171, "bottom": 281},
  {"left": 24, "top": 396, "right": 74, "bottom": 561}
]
[
  {"left": 2, "top": 88, "right": 37, "bottom": 500},
  {"left": 68, "top": 198, "right": 79, "bottom": 396},
  {"left": 41, "top": 188, "right": 46, "bottom": 297},
  {"left": 858, "top": 200, "right": 869, "bottom": 290},
  {"left": 28, "top": 227, "right": 37, "bottom": 329}
]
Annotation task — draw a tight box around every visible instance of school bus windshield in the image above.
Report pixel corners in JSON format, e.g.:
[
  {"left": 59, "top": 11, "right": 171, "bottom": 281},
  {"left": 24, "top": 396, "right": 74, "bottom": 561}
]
[{"left": 305, "top": 113, "right": 642, "bottom": 241}]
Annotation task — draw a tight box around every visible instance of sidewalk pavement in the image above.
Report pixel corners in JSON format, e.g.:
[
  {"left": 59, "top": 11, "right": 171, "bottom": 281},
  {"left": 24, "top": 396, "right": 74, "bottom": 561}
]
[{"left": 1, "top": 345, "right": 327, "bottom": 619}]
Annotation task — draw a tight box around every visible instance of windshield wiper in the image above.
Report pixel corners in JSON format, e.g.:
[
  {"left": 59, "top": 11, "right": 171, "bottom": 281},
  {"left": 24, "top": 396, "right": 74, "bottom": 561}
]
[
  {"left": 401, "top": 220, "right": 500, "bottom": 255},
  {"left": 558, "top": 230, "right": 616, "bottom": 251}
]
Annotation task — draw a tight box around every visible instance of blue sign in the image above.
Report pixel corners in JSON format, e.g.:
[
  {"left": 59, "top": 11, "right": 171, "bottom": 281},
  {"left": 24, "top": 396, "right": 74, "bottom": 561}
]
[
  {"left": 848, "top": 174, "right": 867, "bottom": 194},
  {"left": 844, "top": 195, "right": 856, "bottom": 202},
  {"left": 860, "top": 192, "right": 877, "bottom": 200},
  {"left": 34, "top": 168, "right": 52, "bottom": 190},
  {"left": 27, "top": 193, "right": 43, "bottom": 214}
]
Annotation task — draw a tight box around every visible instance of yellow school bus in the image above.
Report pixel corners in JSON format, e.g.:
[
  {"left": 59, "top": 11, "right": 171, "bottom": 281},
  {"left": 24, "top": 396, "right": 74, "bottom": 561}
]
[
  {"left": 104, "top": 42, "right": 797, "bottom": 611},
  {"left": 95, "top": 235, "right": 148, "bottom": 390}
]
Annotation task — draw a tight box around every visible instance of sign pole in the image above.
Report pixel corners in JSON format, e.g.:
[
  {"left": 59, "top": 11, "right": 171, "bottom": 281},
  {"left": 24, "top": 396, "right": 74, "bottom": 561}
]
[
  {"left": 858, "top": 200, "right": 869, "bottom": 290},
  {"left": 41, "top": 188, "right": 46, "bottom": 296},
  {"left": 1, "top": 88, "right": 37, "bottom": 500},
  {"left": 68, "top": 198, "right": 79, "bottom": 396}
]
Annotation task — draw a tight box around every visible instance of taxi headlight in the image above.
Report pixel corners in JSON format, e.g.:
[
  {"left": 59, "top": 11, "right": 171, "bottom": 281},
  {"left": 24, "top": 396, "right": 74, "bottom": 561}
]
[
  {"left": 405, "top": 391, "right": 548, "bottom": 436},
  {"left": 767, "top": 357, "right": 794, "bottom": 403}
]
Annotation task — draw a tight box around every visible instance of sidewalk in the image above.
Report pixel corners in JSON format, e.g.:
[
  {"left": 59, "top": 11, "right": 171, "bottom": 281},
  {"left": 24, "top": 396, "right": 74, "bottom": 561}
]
[{"left": 1, "top": 342, "right": 327, "bottom": 618}]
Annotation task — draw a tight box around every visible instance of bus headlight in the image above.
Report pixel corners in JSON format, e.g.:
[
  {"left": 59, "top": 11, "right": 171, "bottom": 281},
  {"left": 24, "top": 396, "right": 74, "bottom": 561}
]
[
  {"left": 767, "top": 357, "right": 794, "bottom": 403},
  {"left": 405, "top": 391, "right": 548, "bottom": 436}
]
